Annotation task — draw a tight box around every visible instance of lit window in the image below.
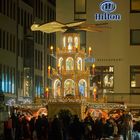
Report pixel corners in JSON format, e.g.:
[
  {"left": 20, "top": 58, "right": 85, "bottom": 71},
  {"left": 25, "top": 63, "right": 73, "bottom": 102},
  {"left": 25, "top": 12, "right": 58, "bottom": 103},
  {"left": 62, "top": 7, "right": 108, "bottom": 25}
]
[
  {"left": 130, "top": 66, "right": 140, "bottom": 93},
  {"left": 92, "top": 66, "right": 114, "bottom": 94},
  {"left": 103, "top": 74, "right": 114, "bottom": 88}
]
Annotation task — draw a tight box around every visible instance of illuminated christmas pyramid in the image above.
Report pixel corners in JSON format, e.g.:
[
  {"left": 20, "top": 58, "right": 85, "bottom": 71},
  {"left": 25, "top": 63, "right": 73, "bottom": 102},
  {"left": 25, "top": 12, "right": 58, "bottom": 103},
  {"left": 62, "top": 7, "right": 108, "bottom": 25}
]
[
  {"left": 49, "top": 29, "right": 93, "bottom": 99},
  {"left": 31, "top": 22, "right": 126, "bottom": 119}
]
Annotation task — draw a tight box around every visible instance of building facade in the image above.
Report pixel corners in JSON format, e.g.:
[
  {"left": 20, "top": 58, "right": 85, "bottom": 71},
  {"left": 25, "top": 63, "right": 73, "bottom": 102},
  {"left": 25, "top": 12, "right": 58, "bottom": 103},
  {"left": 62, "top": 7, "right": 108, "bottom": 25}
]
[
  {"left": 0, "top": 0, "right": 56, "bottom": 105},
  {"left": 56, "top": 0, "right": 140, "bottom": 109}
]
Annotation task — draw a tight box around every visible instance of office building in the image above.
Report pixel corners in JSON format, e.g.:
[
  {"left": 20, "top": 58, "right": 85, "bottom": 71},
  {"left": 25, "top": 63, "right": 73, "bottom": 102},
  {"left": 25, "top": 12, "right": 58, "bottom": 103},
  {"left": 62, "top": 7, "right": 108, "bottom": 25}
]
[{"left": 0, "top": 0, "right": 56, "bottom": 105}]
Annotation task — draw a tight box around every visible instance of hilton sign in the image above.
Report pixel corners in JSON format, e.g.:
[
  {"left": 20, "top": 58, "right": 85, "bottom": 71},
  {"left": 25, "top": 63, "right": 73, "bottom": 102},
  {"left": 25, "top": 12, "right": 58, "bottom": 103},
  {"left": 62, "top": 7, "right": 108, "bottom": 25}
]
[{"left": 95, "top": 0, "right": 121, "bottom": 21}]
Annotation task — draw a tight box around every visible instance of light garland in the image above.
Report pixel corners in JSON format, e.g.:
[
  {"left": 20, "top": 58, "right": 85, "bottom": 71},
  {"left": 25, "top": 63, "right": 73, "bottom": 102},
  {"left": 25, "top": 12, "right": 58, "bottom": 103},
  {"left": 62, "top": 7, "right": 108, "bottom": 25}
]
[
  {"left": 12, "top": 99, "right": 126, "bottom": 112},
  {"left": 86, "top": 103, "right": 127, "bottom": 110},
  {"left": 48, "top": 98, "right": 86, "bottom": 103},
  {"left": 47, "top": 98, "right": 126, "bottom": 110}
]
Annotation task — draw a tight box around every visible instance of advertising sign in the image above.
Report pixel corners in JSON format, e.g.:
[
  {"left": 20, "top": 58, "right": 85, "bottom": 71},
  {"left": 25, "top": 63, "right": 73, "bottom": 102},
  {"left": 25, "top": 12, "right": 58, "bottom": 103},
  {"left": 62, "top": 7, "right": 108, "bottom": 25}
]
[{"left": 95, "top": 0, "right": 121, "bottom": 21}]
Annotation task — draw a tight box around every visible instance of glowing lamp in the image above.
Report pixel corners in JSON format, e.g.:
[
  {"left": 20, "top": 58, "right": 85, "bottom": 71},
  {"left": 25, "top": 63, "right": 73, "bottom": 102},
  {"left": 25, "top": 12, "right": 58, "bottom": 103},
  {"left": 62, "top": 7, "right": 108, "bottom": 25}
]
[
  {"left": 50, "top": 46, "right": 53, "bottom": 54},
  {"left": 57, "top": 64, "right": 60, "bottom": 73},
  {"left": 88, "top": 47, "right": 92, "bottom": 56},
  {"left": 58, "top": 64, "right": 60, "bottom": 67},
  {"left": 92, "top": 64, "right": 95, "bottom": 68},
  {"left": 92, "top": 64, "right": 95, "bottom": 75},
  {"left": 46, "top": 87, "right": 49, "bottom": 92},
  {"left": 48, "top": 66, "right": 51, "bottom": 76},
  {"left": 93, "top": 87, "right": 97, "bottom": 101},
  {"left": 93, "top": 88, "right": 96, "bottom": 93},
  {"left": 45, "top": 87, "right": 49, "bottom": 98},
  {"left": 76, "top": 45, "right": 78, "bottom": 52}
]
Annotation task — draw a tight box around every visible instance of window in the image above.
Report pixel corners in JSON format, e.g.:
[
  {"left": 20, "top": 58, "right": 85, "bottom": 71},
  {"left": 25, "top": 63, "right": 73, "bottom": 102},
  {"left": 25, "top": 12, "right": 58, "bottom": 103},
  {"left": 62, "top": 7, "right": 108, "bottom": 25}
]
[
  {"left": 75, "top": 0, "right": 86, "bottom": 12},
  {"left": 41, "top": 2, "right": 43, "bottom": 20},
  {"left": 92, "top": 66, "right": 114, "bottom": 94},
  {"left": 22, "top": 0, "right": 33, "bottom": 7},
  {"left": 0, "top": 29, "right": 1, "bottom": 48},
  {"left": 10, "top": 1, "right": 12, "bottom": 18},
  {"left": 38, "top": 0, "right": 40, "bottom": 18},
  {"left": 7, "top": 0, "right": 9, "bottom": 16},
  {"left": 40, "top": 52, "right": 42, "bottom": 70},
  {"left": 21, "top": 9, "right": 23, "bottom": 26},
  {"left": 21, "top": 40, "right": 24, "bottom": 57},
  {"left": 3, "top": 0, "right": 5, "bottom": 14},
  {"left": 12, "top": 68, "right": 15, "bottom": 94},
  {"left": 9, "top": 68, "right": 12, "bottom": 93},
  {"left": 0, "top": 0, "right": 2, "bottom": 13},
  {"left": 24, "top": 68, "right": 33, "bottom": 97},
  {"left": 130, "top": 0, "right": 140, "bottom": 12},
  {"left": 3, "top": 31, "right": 5, "bottom": 49},
  {"left": 48, "top": 0, "right": 56, "bottom": 6},
  {"left": 13, "top": 2, "right": 15, "bottom": 20},
  {"left": 27, "top": 13, "right": 30, "bottom": 28},
  {"left": 10, "top": 34, "right": 12, "bottom": 51},
  {"left": 17, "top": 39, "right": 20, "bottom": 56},
  {"left": 79, "top": 31, "right": 86, "bottom": 50},
  {"left": 130, "top": 29, "right": 140, "bottom": 45},
  {"left": 35, "top": 50, "right": 37, "bottom": 69},
  {"left": 130, "top": 66, "right": 140, "bottom": 93},
  {"left": 0, "top": 64, "right": 2, "bottom": 91},
  {"left": 13, "top": 35, "right": 16, "bottom": 52},
  {"left": 6, "top": 32, "right": 9, "bottom": 50},
  {"left": 3, "top": 65, "right": 6, "bottom": 92},
  {"left": 6, "top": 67, "right": 9, "bottom": 93},
  {"left": 37, "top": 51, "right": 39, "bottom": 69},
  {"left": 74, "top": 0, "right": 86, "bottom": 20}
]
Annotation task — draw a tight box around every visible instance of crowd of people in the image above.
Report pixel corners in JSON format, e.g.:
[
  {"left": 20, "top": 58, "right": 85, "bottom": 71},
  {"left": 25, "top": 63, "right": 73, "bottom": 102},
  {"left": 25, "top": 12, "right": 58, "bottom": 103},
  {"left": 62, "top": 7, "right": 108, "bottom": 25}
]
[{"left": 3, "top": 110, "right": 140, "bottom": 140}]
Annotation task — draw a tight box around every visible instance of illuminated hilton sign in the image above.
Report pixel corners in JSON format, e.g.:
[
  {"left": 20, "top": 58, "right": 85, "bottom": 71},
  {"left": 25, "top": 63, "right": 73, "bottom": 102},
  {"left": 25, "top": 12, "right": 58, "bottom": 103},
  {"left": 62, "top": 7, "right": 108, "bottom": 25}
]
[{"left": 95, "top": 0, "right": 121, "bottom": 21}]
